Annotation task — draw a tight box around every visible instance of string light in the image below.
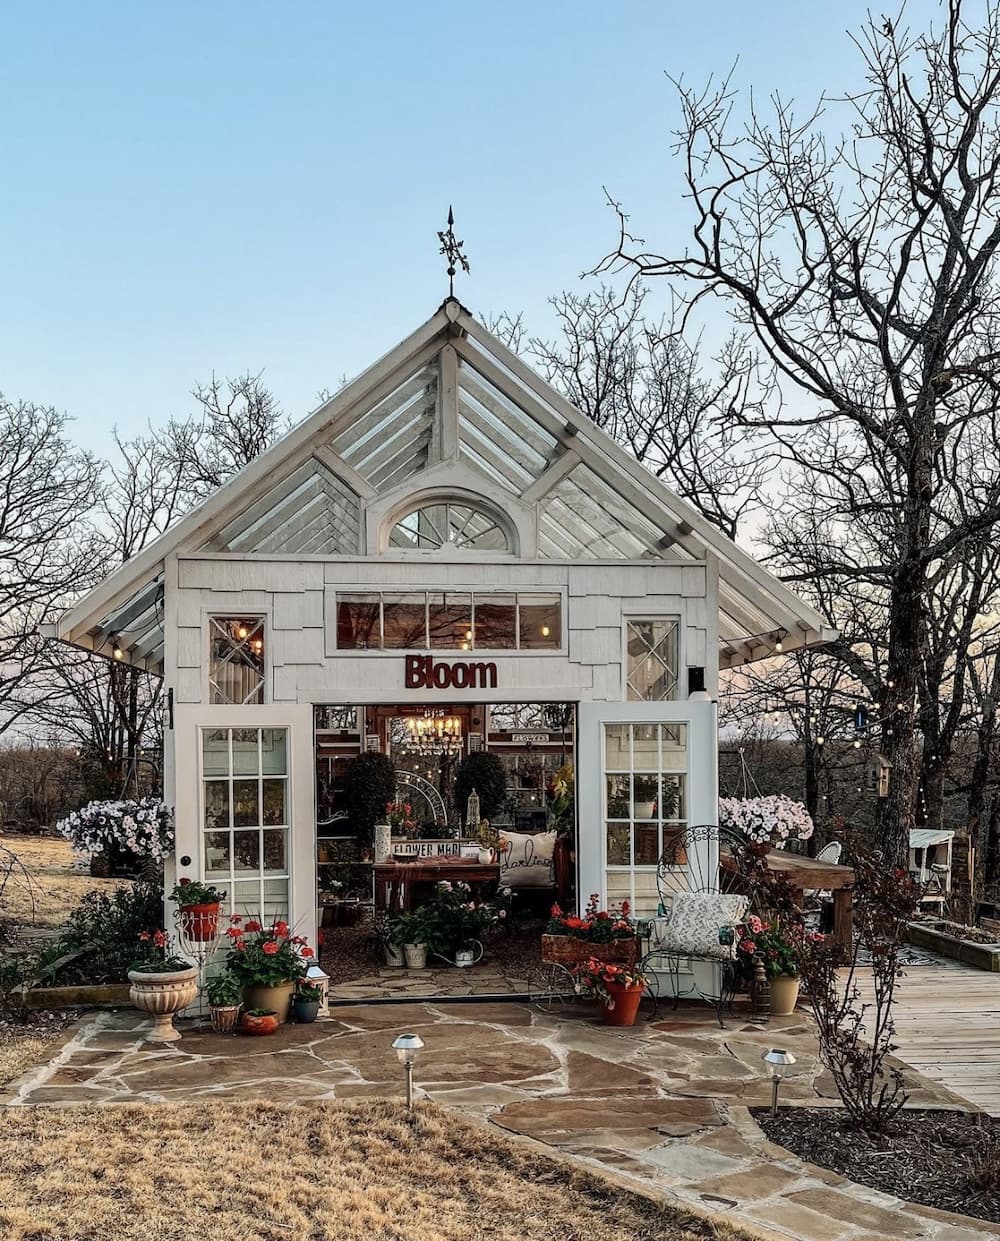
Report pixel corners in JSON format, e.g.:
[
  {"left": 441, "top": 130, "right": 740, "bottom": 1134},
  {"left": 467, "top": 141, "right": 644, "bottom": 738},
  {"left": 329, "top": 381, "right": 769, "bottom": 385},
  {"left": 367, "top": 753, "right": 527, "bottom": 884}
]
[{"left": 112, "top": 634, "right": 124, "bottom": 661}]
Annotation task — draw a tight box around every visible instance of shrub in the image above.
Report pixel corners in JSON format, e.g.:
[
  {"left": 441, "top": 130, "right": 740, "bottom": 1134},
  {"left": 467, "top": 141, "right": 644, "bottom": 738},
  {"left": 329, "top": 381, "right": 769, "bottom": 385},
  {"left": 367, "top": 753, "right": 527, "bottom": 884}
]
[
  {"left": 454, "top": 752, "right": 507, "bottom": 823},
  {"left": 34, "top": 881, "right": 164, "bottom": 985},
  {"left": 345, "top": 753, "right": 396, "bottom": 846}
]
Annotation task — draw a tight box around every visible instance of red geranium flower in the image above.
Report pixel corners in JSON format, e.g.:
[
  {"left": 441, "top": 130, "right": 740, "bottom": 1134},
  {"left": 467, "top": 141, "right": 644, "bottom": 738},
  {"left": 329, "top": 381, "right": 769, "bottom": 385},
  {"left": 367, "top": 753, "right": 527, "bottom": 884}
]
[
  {"left": 244, "top": 920, "right": 261, "bottom": 933},
  {"left": 226, "top": 927, "right": 243, "bottom": 939},
  {"left": 153, "top": 930, "right": 166, "bottom": 948},
  {"left": 274, "top": 920, "right": 289, "bottom": 937},
  {"left": 301, "top": 947, "right": 314, "bottom": 958},
  {"left": 262, "top": 941, "right": 279, "bottom": 955}
]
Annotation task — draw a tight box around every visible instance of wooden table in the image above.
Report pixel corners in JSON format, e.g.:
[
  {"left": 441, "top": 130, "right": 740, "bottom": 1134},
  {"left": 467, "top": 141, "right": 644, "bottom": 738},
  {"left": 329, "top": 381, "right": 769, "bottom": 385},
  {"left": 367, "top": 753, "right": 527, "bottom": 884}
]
[
  {"left": 374, "top": 860, "right": 501, "bottom": 913},
  {"left": 720, "top": 848, "right": 855, "bottom": 950}
]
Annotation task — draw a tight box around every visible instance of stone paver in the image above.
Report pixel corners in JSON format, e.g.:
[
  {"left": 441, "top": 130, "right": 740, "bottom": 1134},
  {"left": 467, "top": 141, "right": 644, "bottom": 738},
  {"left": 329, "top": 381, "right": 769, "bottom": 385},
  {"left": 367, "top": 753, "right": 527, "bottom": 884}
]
[{"left": 3, "top": 1000, "right": 993, "bottom": 1241}]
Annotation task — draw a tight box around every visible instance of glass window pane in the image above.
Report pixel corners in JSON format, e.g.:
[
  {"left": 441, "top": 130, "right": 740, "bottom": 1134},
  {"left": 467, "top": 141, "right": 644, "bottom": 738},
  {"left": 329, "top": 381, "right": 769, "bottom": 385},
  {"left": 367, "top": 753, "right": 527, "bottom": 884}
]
[
  {"left": 604, "top": 724, "right": 629, "bottom": 771},
  {"left": 518, "top": 594, "right": 561, "bottom": 650},
  {"left": 262, "top": 829, "right": 288, "bottom": 875},
  {"left": 634, "top": 823, "right": 659, "bottom": 865},
  {"left": 382, "top": 593, "right": 427, "bottom": 648},
  {"left": 202, "top": 729, "right": 229, "bottom": 777},
  {"left": 262, "top": 878, "right": 290, "bottom": 923},
  {"left": 232, "top": 729, "right": 259, "bottom": 775},
  {"left": 233, "top": 831, "right": 261, "bottom": 873},
  {"left": 626, "top": 619, "right": 679, "bottom": 702},
  {"left": 632, "top": 724, "right": 659, "bottom": 772},
  {"left": 204, "top": 832, "right": 230, "bottom": 877},
  {"left": 606, "top": 775, "right": 630, "bottom": 818},
  {"left": 632, "top": 774, "right": 658, "bottom": 819},
  {"left": 209, "top": 617, "right": 265, "bottom": 705},
  {"left": 474, "top": 594, "right": 515, "bottom": 648},
  {"left": 428, "top": 592, "right": 472, "bottom": 650},
  {"left": 261, "top": 729, "right": 287, "bottom": 775},
  {"left": 204, "top": 781, "right": 230, "bottom": 831},
  {"left": 233, "top": 780, "right": 259, "bottom": 828},
  {"left": 262, "top": 779, "right": 287, "bottom": 826},
  {"left": 337, "top": 593, "right": 381, "bottom": 649},
  {"left": 606, "top": 822, "right": 630, "bottom": 866},
  {"left": 661, "top": 774, "right": 684, "bottom": 820}
]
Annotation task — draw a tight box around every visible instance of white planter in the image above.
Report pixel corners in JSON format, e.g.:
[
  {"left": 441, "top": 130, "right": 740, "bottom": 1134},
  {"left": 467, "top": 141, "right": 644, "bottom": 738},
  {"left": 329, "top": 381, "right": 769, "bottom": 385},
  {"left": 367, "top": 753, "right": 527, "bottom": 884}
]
[
  {"left": 403, "top": 943, "right": 427, "bottom": 969},
  {"left": 374, "top": 823, "right": 392, "bottom": 864},
  {"left": 633, "top": 801, "right": 656, "bottom": 820},
  {"left": 128, "top": 966, "right": 199, "bottom": 1042},
  {"left": 384, "top": 941, "right": 405, "bottom": 967},
  {"left": 477, "top": 848, "right": 492, "bottom": 864}
]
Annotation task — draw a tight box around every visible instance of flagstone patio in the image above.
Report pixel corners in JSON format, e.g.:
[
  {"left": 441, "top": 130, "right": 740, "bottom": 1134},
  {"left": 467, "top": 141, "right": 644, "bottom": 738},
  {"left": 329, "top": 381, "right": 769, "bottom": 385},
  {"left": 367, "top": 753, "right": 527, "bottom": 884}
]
[{"left": 3, "top": 998, "right": 994, "bottom": 1241}]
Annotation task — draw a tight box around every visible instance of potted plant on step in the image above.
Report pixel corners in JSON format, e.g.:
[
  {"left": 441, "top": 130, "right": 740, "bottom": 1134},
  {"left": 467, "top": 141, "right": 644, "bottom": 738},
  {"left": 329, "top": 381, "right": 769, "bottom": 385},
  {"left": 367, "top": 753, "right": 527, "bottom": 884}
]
[
  {"left": 170, "top": 877, "right": 225, "bottom": 942},
  {"left": 127, "top": 930, "right": 198, "bottom": 1042},
  {"left": 292, "top": 981, "right": 323, "bottom": 1023},
  {"left": 575, "top": 957, "right": 649, "bottom": 1027},
  {"left": 206, "top": 971, "right": 242, "bottom": 1034},
  {"left": 224, "top": 915, "right": 313, "bottom": 1022},
  {"left": 241, "top": 1008, "right": 279, "bottom": 1036},
  {"left": 542, "top": 894, "right": 640, "bottom": 967},
  {"left": 389, "top": 909, "right": 429, "bottom": 969}
]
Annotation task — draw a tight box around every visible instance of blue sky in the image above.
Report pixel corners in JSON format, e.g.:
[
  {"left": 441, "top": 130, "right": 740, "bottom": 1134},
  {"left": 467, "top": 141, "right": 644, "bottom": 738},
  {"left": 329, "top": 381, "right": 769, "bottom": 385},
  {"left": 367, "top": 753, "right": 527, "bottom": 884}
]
[{"left": 0, "top": 0, "right": 943, "bottom": 449}]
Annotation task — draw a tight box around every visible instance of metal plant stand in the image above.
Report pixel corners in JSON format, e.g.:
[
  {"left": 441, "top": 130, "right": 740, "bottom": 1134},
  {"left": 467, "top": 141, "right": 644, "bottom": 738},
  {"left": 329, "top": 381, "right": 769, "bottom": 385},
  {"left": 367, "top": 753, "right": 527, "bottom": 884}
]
[{"left": 174, "top": 908, "right": 225, "bottom": 1022}]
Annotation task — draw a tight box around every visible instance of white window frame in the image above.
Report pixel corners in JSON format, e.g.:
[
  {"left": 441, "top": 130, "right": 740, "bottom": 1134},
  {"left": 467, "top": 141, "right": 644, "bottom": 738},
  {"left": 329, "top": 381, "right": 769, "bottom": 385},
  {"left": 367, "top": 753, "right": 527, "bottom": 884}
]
[
  {"left": 621, "top": 614, "right": 683, "bottom": 703},
  {"left": 205, "top": 612, "right": 270, "bottom": 706}
]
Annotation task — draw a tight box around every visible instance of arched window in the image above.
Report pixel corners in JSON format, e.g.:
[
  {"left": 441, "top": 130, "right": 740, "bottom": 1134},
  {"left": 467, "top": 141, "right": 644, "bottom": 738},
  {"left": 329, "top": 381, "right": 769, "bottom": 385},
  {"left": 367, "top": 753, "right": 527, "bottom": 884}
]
[{"left": 388, "top": 500, "right": 511, "bottom": 552}]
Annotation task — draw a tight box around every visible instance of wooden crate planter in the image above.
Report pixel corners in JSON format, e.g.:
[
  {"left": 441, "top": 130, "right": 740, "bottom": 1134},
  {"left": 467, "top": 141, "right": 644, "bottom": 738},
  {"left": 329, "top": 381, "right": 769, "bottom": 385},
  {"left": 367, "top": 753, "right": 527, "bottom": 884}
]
[
  {"left": 906, "top": 921, "right": 1000, "bottom": 971},
  {"left": 541, "top": 934, "right": 640, "bottom": 967}
]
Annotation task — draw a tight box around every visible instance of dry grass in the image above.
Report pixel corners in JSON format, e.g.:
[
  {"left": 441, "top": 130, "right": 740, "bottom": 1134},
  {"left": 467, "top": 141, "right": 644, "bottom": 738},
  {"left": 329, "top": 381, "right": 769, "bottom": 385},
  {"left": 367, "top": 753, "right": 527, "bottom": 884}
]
[
  {"left": 0, "top": 1099, "right": 759, "bottom": 1241},
  {"left": 0, "top": 1034, "right": 53, "bottom": 1089},
  {"left": 0, "top": 833, "right": 126, "bottom": 927}
]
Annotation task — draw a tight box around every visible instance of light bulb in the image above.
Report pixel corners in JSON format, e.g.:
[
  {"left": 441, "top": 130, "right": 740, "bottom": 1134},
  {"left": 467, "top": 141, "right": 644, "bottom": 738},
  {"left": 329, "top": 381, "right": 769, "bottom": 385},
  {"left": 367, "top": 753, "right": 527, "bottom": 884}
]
[
  {"left": 775, "top": 639, "right": 783, "bottom": 652},
  {"left": 541, "top": 625, "right": 550, "bottom": 637},
  {"left": 113, "top": 645, "right": 124, "bottom": 661},
  {"left": 465, "top": 629, "right": 473, "bottom": 640},
  {"left": 237, "top": 625, "right": 248, "bottom": 640}
]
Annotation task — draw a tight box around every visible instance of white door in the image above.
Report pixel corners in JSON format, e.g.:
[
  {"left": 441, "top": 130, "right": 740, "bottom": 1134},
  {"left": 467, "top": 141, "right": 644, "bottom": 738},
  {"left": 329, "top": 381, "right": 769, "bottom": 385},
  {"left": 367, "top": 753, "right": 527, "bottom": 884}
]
[
  {"left": 172, "top": 704, "right": 316, "bottom": 953},
  {"left": 577, "top": 701, "right": 717, "bottom": 918}
]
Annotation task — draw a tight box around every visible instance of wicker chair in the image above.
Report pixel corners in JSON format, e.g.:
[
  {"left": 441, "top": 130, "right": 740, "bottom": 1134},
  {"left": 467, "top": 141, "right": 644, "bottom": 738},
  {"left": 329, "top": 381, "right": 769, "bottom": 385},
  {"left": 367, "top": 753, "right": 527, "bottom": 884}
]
[{"left": 639, "top": 824, "right": 765, "bottom": 1026}]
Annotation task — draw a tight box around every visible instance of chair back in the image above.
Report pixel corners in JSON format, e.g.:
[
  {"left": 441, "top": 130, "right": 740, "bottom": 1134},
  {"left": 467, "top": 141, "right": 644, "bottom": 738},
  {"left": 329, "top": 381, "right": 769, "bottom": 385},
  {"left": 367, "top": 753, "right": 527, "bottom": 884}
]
[
  {"left": 815, "top": 840, "right": 843, "bottom": 866},
  {"left": 656, "top": 824, "right": 754, "bottom": 909}
]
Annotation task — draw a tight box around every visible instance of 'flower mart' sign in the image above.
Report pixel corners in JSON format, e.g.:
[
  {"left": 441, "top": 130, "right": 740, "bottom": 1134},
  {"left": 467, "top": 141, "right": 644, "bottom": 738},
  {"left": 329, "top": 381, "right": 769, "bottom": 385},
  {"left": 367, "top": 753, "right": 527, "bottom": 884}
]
[{"left": 404, "top": 655, "right": 498, "bottom": 690}]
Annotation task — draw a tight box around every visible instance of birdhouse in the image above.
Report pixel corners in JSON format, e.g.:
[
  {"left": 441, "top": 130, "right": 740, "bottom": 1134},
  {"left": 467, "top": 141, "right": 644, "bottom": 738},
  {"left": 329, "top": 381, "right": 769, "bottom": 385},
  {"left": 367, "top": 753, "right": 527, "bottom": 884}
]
[{"left": 870, "top": 753, "right": 892, "bottom": 798}]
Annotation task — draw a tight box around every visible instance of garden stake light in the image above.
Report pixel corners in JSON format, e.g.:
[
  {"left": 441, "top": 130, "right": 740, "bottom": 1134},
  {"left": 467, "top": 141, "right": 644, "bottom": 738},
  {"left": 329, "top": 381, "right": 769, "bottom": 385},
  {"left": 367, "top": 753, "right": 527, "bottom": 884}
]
[
  {"left": 392, "top": 1033, "right": 424, "bottom": 1108},
  {"left": 762, "top": 1047, "right": 796, "bottom": 1118}
]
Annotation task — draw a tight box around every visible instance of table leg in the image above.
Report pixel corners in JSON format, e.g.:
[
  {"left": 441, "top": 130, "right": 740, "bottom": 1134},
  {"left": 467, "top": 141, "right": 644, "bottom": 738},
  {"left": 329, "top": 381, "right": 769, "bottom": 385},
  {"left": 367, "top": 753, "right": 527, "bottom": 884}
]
[{"left": 833, "top": 887, "right": 853, "bottom": 951}]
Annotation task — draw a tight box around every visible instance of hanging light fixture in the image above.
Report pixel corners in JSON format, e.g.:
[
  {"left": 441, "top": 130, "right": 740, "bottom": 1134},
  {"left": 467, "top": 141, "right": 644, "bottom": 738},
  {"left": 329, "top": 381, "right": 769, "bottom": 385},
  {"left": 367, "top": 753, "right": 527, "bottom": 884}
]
[{"left": 403, "top": 711, "right": 463, "bottom": 757}]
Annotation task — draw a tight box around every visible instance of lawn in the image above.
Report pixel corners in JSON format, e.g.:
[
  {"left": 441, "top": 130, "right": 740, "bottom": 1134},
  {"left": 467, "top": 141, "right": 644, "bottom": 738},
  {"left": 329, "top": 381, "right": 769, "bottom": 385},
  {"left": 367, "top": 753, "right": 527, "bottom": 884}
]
[
  {"left": 0, "top": 1099, "right": 756, "bottom": 1241},
  {"left": 0, "top": 832, "right": 126, "bottom": 928}
]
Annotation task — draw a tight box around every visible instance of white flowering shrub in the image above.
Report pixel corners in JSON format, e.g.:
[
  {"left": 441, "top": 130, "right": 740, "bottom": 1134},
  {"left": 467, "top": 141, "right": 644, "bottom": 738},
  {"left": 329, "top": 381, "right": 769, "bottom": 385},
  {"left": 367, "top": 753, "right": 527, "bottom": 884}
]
[
  {"left": 718, "top": 795, "right": 814, "bottom": 848},
  {"left": 56, "top": 798, "right": 174, "bottom": 860}
]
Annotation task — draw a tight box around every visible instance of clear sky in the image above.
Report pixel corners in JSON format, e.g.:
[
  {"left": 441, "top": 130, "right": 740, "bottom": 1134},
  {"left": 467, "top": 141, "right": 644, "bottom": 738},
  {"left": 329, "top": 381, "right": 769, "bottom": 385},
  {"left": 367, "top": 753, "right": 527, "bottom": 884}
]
[{"left": 0, "top": 0, "right": 944, "bottom": 450}]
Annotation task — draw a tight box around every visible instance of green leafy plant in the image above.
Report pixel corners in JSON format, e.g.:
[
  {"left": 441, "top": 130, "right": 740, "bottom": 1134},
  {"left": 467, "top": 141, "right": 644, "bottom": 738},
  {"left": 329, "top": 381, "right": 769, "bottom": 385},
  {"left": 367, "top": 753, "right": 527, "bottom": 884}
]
[
  {"left": 224, "top": 915, "right": 313, "bottom": 987},
  {"left": 388, "top": 907, "right": 430, "bottom": 947},
  {"left": 418, "top": 881, "right": 500, "bottom": 957},
  {"left": 34, "top": 881, "right": 163, "bottom": 985},
  {"left": 574, "top": 958, "right": 649, "bottom": 1007},
  {"left": 169, "top": 877, "right": 224, "bottom": 906},
  {"left": 345, "top": 752, "right": 397, "bottom": 845},
  {"left": 129, "top": 929, "right": 191, "bottom": 973},
  {"left": 206, "top": 972, "right": 243, "bottom": 1007},
  {"left": 295, "top": 983, "right": 323, "bottom": 1002},
  {"left": 454, "top": 752, "right": 507, "bottom": 822},
  {"left": 246, "top": 1008, "right": 277, "bottom": 1017}
]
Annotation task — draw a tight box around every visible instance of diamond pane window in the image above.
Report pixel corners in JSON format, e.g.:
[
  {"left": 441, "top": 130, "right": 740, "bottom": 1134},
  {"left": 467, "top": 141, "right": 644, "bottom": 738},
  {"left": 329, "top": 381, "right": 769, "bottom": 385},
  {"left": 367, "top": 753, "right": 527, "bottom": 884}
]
[
  {"left": 209, "top": 617, "right": 266, "bottom": 705},
  {"left": 389, "top": 501, "right": 510, "bottom": 551},
  {"left": 626, "top": 619, "right": 679, "bottom": 702}
]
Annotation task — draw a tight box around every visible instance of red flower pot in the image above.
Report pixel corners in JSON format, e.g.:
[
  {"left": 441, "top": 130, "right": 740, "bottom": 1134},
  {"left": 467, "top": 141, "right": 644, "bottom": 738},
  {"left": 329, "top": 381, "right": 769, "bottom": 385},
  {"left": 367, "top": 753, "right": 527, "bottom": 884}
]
[
  {"left": 601, "top": 982, "right": 644, "bottom": 1027},
  {"left": 241, "top": 1011, "right": 279, "bottom": 1036},
  {"left": 180, "top": 902, "right": 221, "bottom": 942}
]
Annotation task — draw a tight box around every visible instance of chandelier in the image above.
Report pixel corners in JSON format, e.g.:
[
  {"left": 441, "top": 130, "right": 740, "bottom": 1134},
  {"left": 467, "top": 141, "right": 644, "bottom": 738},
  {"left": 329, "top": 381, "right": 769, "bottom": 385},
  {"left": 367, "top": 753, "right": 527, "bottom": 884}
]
[{"left": 404, "top": 713, "right": 463, "bottom": 757}]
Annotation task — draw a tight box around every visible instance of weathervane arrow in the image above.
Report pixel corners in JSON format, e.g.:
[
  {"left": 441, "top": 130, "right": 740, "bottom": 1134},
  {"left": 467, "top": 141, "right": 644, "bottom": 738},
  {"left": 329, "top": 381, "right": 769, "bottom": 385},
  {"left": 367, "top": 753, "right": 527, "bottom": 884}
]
[{"left": 438, "top": 206, "right": 470, "bottom": 298}]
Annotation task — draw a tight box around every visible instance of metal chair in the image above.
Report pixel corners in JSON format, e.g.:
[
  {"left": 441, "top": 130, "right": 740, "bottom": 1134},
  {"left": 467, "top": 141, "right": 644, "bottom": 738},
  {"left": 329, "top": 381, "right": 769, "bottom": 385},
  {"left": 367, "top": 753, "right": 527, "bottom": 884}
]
[
  {"left": 803, "top": 840, "right": 842, "bottom": 931},
  {"left": 639, "top": 824, "right": 761, "bottom": 1027}
]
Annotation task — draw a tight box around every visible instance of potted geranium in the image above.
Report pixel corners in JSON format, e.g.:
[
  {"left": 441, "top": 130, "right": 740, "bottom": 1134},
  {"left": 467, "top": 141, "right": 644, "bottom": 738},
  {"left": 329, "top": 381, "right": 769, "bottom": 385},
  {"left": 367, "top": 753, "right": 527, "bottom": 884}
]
[
  {"left": 735, "top": 915, "right": 821, "bottom": 1014},
  {"left": 224, "top": 916, "right": 313, "bottom": 1022},
  {"left": 542, "top": 894, "right": 639, "bottom": 967},
  {"left": 292, "top": 982, "right": 323, "bottom": 1023},
  {"left": 170, "top": 877, "right": 225, "bottom": 942},
  {"left": 575, "top": 958, "right": 649, "bottom": 1027},
  {"left": 206, "top": 971, "right": 242, "bottom": 1034},
  {"left": 127, "top": 930, "right": 198, "bottom": 1042},
  {"left": 718, "top": 795, "right": 814, "bottom": 855}
]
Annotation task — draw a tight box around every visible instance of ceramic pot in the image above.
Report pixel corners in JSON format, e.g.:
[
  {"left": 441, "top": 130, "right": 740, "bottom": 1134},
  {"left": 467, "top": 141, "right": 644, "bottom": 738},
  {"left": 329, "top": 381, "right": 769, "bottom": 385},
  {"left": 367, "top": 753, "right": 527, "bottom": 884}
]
[
  {"left": 477, "top": 848, "right": 492, "bottom": 864},
  {"left": 384, "top": 941, "right": 405, "bottom": 967},
  {"left": 292, "top": 998, "right": 321, "bottom": 1024},
  {"left": 179, "top": 901, "right": 221, "bottom": 942},
  {"left": 209, "top": 1004, "right": 241, "bottom": 1035},
  {"left": 633, "top": 801, "right": 656, "bottom": 820},
  {"left": 601, "top": 982, "right": 644, "bottom": 1027},
  {"left": 374, "top": 823, "right": 392, "bottom": 864},
  {"left": 242, "top": 1010, "right": 279, "bottom": 1036},
  {"left": 128, "top": 966, "right": 199, "bottom": 1042},
  {"left": 770, "top": 974, "right": 801, "bottom": 1016},
  {"left": 403, "top": 943, "right": 427, "bottom": 969},
  {"left": 242, "top": 980, "right": 294, "bottom": 1023}
]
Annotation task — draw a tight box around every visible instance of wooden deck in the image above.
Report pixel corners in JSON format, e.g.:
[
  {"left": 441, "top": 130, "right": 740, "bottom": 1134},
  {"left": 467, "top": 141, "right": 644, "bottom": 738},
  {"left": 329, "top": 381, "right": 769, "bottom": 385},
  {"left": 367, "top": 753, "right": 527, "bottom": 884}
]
[{"left": 861, "top": 958, "right": 1000, "bottom": 1115}]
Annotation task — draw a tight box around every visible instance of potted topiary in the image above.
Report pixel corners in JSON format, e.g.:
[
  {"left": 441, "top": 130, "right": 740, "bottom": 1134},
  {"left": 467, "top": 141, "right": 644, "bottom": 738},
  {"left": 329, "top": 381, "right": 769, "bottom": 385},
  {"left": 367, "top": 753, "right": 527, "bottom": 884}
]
[
  {"left": 206, "top": 971, "right": 242, "bottom": 1034},
  {"left": 127, "top": 930, "right": 198, "bottom": 1043},
  {"left": 292, "top": 982, "right": 323, "bottom": 1023},
  {"left": 170, "top": 877, "right": 225, "bottom": 942},
  {"left": 224, "top": 915, "right": 314, "bottom": 1023},
  {"left": 241, "top": 1009, "right": 279, "bottom": 1036},
  {"left": 345, "top": 752, "right": 397, "bottom": 848}
]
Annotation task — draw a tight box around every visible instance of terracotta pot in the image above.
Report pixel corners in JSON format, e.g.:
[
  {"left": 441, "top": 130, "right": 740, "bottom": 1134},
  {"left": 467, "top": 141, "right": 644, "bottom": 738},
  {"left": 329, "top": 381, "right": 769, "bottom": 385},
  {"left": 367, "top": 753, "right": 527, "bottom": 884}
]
[
  {"left": 242, "top": 1010, "right": 279, "bottom": 1036},
  {"left": 242, "top": 980, "right": 294, "bottom": 1023},
  {"left": 128, "top": 966, "right": 199, "bottom": 1042},
  {"left": 403, "top": 943, "right": 427, "bottom": 969},
  {"left": 180, "top": 901, "right": 221, "bottom": 942},
  {"left": 769, "top": 974, "right": 801, "bottom": 1016},
  {"left": 601, "top": 982, "right": 644, "bottom": 1027},
  {"left": 209, "top": 1004, "right": 241, "bottom": 1035}
]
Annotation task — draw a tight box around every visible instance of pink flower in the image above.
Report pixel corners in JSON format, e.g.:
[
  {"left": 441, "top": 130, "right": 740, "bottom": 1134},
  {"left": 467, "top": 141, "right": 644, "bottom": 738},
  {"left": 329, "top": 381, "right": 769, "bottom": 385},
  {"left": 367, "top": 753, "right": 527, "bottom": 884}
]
[
  {"left": 301, "top": 947, "right": 314, "bottom": 958},
  {"left": 262, "top": 941, "right": 279, "bottom": 955}
]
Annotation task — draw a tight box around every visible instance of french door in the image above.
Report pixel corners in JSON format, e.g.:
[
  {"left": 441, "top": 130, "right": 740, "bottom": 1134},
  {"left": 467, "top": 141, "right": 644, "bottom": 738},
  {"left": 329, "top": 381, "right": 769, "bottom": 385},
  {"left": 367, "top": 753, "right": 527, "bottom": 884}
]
[{"left": 576, "top": 701, "right": 717, "bottom": 917}]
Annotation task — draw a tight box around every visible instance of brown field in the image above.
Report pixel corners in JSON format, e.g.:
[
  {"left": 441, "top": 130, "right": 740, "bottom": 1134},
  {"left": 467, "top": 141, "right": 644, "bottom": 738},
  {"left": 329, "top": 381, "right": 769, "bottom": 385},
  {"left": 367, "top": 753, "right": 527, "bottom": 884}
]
[
  {"left": 0, "top": 832, "right": 126, "bottom": 928},
  {"left": 0, "top": 1098, "right": 754, "bottom": 1241},
  {"left": 0, "top": 1033, "right": 54, "bottom": 1089}
]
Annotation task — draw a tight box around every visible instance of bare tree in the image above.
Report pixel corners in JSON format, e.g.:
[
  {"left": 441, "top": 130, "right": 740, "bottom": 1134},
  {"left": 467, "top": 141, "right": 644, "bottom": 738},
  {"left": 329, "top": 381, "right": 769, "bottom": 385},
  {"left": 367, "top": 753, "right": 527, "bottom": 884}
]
[
  {"left": 489, "top": 286, "right": 768, "bottom": 538},
  {"left": 597, "top": 1, "right": 1000, "bottom": 862}
]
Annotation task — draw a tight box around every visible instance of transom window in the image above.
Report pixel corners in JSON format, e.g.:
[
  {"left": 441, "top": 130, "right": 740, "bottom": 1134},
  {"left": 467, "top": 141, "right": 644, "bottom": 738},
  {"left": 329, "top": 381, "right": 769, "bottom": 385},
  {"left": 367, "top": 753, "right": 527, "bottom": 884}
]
[
  {"left": 626, "top": 619, "right": 679, "bottom": 702},
  {"left": 209, "top": 617, "right": 266, "bottom": 705},
  {"left": 337, "top": 591, "right": 561, "bottom": 651},
  {"left": 389, "top": 501, "right": 511, "bottom": 552}
]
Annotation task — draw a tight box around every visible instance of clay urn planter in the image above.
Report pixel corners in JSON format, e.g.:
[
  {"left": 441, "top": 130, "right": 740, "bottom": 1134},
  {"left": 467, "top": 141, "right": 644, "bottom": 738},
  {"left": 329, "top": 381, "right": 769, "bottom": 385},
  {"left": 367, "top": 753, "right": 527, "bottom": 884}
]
[
  {"left": 242, "top": 1009, "right": 279, "bottom": 1036},
  {"left": 128, "top": 965, "right": 199, "bottom": 1042}
]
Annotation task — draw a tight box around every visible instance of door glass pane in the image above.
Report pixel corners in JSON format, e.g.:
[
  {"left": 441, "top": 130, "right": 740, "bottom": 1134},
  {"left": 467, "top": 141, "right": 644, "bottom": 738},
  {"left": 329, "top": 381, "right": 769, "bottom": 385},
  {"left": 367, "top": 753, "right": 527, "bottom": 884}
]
[
  {"left": 233, "top": 780, "right": 259, "bottom": 827},
  {"left": 632, "top": 775, "right": 658, "bottom": 819},
  {"left": 634, "top": 823, "right": 659, "bottom": 866},
  {"left": 606, "top": 822, "right": 630, "bottom": 866},
  {"left": 204, "top": 832, "right": 230, "bottom": 877},
  {"left": 202, "top": 730, "right": 229, "bottom": 777},
  {"left": 233, "top": 730, "right": 260, "bottom": 775},
  {"left": 232, "top": 880, "right": 261, "bottom": 915},
  {"left": 262, "top": 779, "right": 287, "bottom": 826},
  {"left": 262, "top": 829, "right": 288, "bottom": 874},
  {"left": 204, "top": 782, "right": 230, "bottom": 830},
  {"left": 233, "top": 831, "right": 260, "bottom": 872},
  {"left": 604, "top": 725, "right": 629, "bottom": 772},
  {"left": 261, "top": 729, "right": 287, "bottom": 775},
  {"left": 606, "top": 775, "right": 630, "bottom": 818}
]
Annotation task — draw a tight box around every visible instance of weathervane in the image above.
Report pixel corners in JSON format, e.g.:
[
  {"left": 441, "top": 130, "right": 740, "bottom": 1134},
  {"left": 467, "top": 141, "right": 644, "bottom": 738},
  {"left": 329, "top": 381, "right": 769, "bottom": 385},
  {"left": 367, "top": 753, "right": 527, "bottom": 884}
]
[{"left": 438, "top": 206, "right": 470, "bottom": 298}]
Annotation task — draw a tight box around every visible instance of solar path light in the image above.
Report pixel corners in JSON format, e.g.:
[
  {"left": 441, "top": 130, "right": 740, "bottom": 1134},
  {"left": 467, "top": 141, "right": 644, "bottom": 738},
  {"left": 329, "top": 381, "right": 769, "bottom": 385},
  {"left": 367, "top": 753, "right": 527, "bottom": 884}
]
[
  {"left": 761, "top": 1047, "right": 797, "bottom": 1118},
  {"left": 391, "top": 1033, "right": 424, "bottom": 1108}
]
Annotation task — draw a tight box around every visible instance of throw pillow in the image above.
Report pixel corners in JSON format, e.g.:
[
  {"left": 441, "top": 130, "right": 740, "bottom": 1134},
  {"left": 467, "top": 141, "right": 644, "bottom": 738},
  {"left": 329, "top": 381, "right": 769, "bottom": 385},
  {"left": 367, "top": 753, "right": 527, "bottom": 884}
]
[
  {"left": 497, "top": 829, "right": 556, "bottom": 889},
  {"left": 654, "top": 891, "right": 749, "bottom": 960}
]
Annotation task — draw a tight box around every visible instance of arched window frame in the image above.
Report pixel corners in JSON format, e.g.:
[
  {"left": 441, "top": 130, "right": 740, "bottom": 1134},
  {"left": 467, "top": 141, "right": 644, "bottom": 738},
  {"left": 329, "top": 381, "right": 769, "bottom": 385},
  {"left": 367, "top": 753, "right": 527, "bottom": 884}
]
[{"left": 381, "top": 493, "right": 519, "bottom": 557}]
